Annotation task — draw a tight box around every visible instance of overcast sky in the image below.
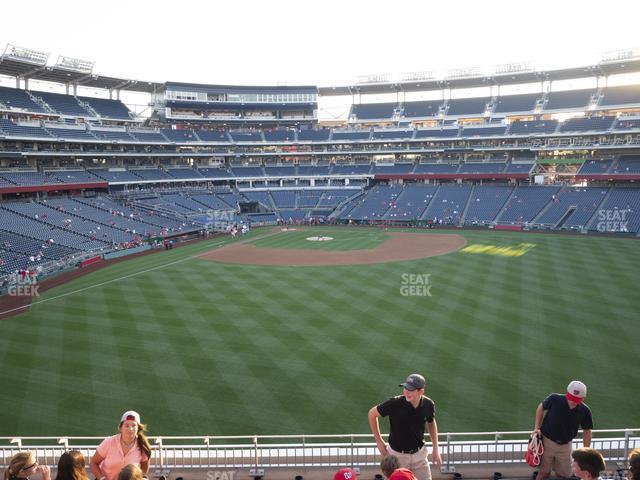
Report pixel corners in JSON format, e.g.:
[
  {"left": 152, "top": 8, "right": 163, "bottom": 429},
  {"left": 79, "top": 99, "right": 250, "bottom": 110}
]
[{"left": 2, "top": 0, "right": 640, "bottom": 87}]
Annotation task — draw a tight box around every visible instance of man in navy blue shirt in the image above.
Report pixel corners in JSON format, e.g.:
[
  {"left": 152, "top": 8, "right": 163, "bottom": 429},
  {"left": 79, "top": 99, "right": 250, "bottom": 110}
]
[
  {"left": 368, "top": 374, "right": 442, "bottom": 480},
  {"left": 533, "top": 380, "right": 593, "bottom": 480}
]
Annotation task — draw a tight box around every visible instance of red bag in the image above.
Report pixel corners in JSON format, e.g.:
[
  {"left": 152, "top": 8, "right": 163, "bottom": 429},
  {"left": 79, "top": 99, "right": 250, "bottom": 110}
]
[{"left": 526, "top": 432, "right": 543, "bottom": 467}]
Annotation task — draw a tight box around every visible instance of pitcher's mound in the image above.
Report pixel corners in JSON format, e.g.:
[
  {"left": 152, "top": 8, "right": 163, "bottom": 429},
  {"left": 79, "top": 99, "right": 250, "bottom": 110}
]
[
  {"left": 306, "top": 236, "right": 334, "bottom": 241},
  {"left": 198, "top": 232, "right": 466, "bottom": 266}
]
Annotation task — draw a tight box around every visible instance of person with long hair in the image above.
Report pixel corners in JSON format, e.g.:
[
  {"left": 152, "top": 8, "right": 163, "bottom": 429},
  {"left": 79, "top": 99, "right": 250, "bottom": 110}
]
[
  {"left": 54, "top": 451, "right": 89, "bottom": 480},
  {"left": 3, "top": 451, "right": 51, "bottom": 480},
  {"left": 629, "top": 449, "right": 640, "bottom": 480},
  {"left": 90, "top": 411, "right": 151, "bottom": 480}
]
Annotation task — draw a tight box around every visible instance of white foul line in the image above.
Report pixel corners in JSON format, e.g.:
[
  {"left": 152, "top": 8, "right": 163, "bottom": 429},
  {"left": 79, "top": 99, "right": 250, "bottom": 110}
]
[{"left": 0, "top": 242, "right": 225, "bottom": 317}]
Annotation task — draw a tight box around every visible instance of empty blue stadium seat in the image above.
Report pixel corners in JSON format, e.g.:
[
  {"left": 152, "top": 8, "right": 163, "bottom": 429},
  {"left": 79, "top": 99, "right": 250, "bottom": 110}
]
[
  {"left": 508, "top": 120, "right": 558, "bottom": 135},
  {"left": 76, "top": 95, "right": 132, "bottom": 119},
  {"left": 372, "top": 130, "right": 413, "bottom": 140},
  {"left": 31, "top": 90, "right": 91, "bottom": 117},
  {"left": 599, "top": 85, "right": 640, "bottom": 107},
  {"left": 0, "top": 86, "right": 46, "bottom": 113},
  {"left": 298, "top": 129, "right": 331, "bottom": 141},
  {"left": 544, "top": 89, "right": 595, "bottom": 110},
  {"left": 403, "top": 100, "right": 442, "bottom": 118},
  {"left": 351, "top": 102, "right": 395, "bottom": 120},
  {"left": 446, "top": 97, "right": 490, "bottom": 116},
  {"left": 332, "top": 130, "right": 371, "bottom": 141},
  {"left": 464, "top": 186, "right": 514, "bottom": 225},
  {"left": 559, "top": 116, "right": 615, "bottom": 133},
  {"left": 414, "top": 128, "right": 459, "bottom": 138},
  {"left": 493, "top": 93, "right": 539, "bottom": 113}
]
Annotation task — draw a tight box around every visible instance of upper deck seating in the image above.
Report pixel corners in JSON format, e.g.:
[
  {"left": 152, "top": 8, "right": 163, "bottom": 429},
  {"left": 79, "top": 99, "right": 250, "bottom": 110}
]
[
  {"left": 413, "top": 163, "right": 459, "bottom": 174},
  {"left": 32, "top": 90, "right": 90, "bottom": 117},
  {"left": 446, "top": 97, "right": 490, "bottom": 116},
  {"left": 0, "top": 86, "right": 46, "bottom": 113},
  {"left": 599, "top": 85, "right": 640, "bottom": 107},
  {"left": 559, "top": 116, "right": 615, "bottom": 133},
  {"left": 351, "top": 102, "right": 395, "bottom": 120},
  {"left": 402, "top": 100, "right": 442, "bottom": 118},
  {"left": 298, "top": 129, "right": 331, "bottom": 141},
  {"left": 508, "top": 120, "right": 558, "bottom": 135},
  {"left": 493, "top": 93, "right": 539, "bottom": 113},
  {"left": 371, "top": 129, "right": 413, "bottom": 140},
  {"left": 544, "top": 89, "right": 595, "bottom": 110},
  {"left": 332, "top": 130, "right": 372, "bottom": 141},
  {"left": 77, "top": 96, "right": 132, "bottom": 119}
]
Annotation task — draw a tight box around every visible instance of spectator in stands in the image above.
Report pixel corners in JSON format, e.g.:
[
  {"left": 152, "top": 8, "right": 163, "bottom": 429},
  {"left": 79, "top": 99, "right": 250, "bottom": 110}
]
[
  {"left": 3, "top": 451, "right": 51, "bottom": 480},
  {"left": 368, "top": 374, "right": 441, "bottom": 480},
  {"left": 333, "top": 468, "right": 357, "bottom": 480},
  {"left": 571, "top": 448, "right": 605, "bottom": 480},
  {"left": 533, "top": 380, "right": 593, "bottom": 480},
  {"left": 389, "top": 469, "right": 418, "bottom": 480},
  {"left": 54, "top": 451, "right": 89, "bottom": 480},
  {"left": 116, "top": 466, "right": 143, "bottom": 480},
  {"left": 90, "top": 411, "right": 151, "bottom": 480},
  {"left": 629, "top": 449, "right": 640, "bottom": 480},
  {"left": 380, "top": 455, "right": 401, "bottom": 478}
]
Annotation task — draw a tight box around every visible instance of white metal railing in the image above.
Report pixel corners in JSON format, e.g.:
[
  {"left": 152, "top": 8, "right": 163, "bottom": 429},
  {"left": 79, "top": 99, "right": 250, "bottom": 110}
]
[{"left": 1, "top": 429, "right": 638, "bottom": 470}]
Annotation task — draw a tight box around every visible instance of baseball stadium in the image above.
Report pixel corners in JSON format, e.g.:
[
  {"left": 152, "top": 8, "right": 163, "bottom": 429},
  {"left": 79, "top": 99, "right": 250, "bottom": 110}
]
[{"left": 1, "top": 6, "right": 639, "bottom": 480}]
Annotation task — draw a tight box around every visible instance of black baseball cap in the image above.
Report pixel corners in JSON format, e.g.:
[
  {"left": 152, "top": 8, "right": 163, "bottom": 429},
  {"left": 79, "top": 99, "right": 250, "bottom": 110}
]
[{"left": 399, "top": 374, "right": 426, "bottom": 391}]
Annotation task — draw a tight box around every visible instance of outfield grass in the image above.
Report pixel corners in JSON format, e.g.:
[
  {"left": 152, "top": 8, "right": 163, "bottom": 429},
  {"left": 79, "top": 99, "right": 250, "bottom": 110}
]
[{"left": 0, "top": 227, "right": 638, "bottom": 437}]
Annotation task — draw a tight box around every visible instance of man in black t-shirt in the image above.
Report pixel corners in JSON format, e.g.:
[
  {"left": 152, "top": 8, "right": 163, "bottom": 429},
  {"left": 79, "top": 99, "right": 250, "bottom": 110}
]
[
  {"left": 368, "top": 373, "right": 442, "bottom": 480},
  {"left": 533, "top": 380, "right": 594, "bottom": 480}
]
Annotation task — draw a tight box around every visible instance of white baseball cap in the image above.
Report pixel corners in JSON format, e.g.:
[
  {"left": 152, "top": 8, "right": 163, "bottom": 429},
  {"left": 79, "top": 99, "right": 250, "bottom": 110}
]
[
  {"left": 566, "top": 380, "right": 587, "bottom": 403},
  {"left": 120, "top": 410, "right": 141, "bottom": 424}
]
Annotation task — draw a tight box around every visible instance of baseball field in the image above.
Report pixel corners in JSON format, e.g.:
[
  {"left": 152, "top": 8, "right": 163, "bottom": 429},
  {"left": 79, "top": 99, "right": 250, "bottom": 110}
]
[{"left": 0, "top": 226, "right": 638, "bottom": 437}]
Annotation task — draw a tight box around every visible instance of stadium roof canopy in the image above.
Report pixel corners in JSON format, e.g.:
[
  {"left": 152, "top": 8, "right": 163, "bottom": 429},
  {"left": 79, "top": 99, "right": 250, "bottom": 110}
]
[
  {"left": 2, "top": 43, "right": 640, "bottom": 97},
  {"left": 0, "top": 44, "right": 162, "bottom": 93},
  {"left": 319, "top": 53, "right": 640, "bottom": 96}
]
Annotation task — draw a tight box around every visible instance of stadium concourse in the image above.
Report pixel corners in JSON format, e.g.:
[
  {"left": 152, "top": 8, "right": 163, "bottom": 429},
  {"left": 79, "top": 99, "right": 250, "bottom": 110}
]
[{"left": 1, "top": 44, "right": 640, "bottom": 478}]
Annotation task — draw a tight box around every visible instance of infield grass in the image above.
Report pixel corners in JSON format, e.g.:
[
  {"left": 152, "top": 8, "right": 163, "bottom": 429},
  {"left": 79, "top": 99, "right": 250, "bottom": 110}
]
[{"left": 0, "top": 227, "right": 638, "bottom": 437}]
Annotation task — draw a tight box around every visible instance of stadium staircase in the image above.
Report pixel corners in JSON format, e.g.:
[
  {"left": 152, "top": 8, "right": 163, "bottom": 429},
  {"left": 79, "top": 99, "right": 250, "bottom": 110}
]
[
  {"left": 77, "top": 99, "right": 100, "bottom": 118},
  {"left": 530, "top": 192, "right": 562, "bottom": 225},
  {"left": 328, "top": 190, "right": 366, "bottom": 219},
  {"left": 492, "top": 187, "right": 519, "bottom": 224},
  {"left": 584, "top": 187, "right": 614, "bottom": 231},
  {"left": 535, "top": 93, "right": 547, "bottom": 111},
  {"left": 27, "top": 92, "right": 57, "bottom": 115},
  {"left": 458, "top": 184, "right": 476, "bottom": 225}
]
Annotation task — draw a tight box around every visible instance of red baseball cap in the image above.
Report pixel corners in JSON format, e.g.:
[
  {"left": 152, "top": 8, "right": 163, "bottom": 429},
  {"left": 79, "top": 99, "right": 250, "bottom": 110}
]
[
  {"left": 389, "top": 468, "right": 417, "bottom": 480},
  {"left": 334, "top": 468, "right": 357, "bottom": 480}
]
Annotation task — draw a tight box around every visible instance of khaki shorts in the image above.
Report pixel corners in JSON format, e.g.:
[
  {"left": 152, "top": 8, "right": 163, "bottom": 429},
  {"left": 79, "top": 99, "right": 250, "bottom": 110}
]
[
  {"left": 387, "top": 445, "right": 432, "bottom": 480},
  {"left": 539, "top": 436, "right": 572, "bottom": 478}
]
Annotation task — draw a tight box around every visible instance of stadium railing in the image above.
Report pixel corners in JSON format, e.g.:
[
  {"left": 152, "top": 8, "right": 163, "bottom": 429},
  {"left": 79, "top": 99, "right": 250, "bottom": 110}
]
[{"left": 1, "top": 429, "right": 637, "bottom": 470}]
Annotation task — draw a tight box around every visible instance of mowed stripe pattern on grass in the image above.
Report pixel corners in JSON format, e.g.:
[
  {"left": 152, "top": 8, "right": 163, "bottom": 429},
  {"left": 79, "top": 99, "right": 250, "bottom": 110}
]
[{"left": 0, "top": 229, "right": 638, "bottom": 436}]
